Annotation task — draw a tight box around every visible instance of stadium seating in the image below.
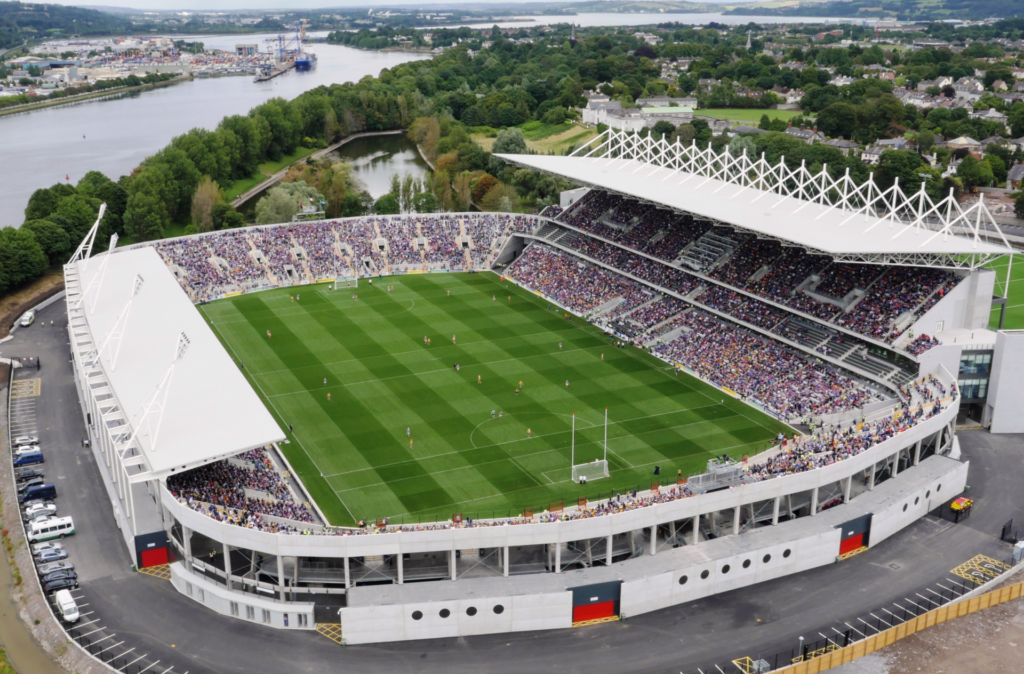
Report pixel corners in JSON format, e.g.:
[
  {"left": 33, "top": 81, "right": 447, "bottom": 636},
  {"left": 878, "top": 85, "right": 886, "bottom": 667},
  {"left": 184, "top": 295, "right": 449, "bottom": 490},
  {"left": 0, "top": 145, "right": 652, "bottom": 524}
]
[{"left": 149, "top": 214, "right": 538, "bottom": 301}]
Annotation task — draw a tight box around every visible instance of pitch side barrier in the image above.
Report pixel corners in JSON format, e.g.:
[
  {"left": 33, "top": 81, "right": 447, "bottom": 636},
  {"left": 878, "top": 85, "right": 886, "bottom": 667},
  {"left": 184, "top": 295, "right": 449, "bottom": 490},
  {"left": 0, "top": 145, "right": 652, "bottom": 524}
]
[{"left": 161, "top": 388, "right": 957, "bottom": 565}]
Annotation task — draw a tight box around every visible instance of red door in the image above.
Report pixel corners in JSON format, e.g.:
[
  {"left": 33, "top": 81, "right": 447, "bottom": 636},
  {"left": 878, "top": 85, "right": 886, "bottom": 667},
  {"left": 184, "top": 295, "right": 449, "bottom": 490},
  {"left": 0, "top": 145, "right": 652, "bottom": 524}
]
[
  {"left": 140, "top": 547, "right": 169, "bottom": 568},
  {"left": 839, "top": 534, "right": 864, "bottom": 555},
  {"left": 573, "top": 601, "right": 616, "bottom": 622}
]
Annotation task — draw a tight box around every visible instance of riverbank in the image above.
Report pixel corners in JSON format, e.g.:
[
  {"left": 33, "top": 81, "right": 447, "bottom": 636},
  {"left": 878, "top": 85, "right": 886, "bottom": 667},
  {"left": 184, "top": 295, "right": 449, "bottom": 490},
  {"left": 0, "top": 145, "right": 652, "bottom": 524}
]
[
  {"left": 0, "top": 74, "right": 191, "bottom": 118},
  {"left": 230, "top": 129, "right": 409, "bottom": 209}
]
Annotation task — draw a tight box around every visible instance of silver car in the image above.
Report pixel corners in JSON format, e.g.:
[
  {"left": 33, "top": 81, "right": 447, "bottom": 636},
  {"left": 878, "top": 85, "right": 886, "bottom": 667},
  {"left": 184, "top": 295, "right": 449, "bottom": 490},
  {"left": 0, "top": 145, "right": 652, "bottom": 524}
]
[
  {"left": 37, "top": 561, "right": 74, "bottom": 577},
  {"left": 30, "top": 541, "right": 63, "bottom": 554},
  {"left": 23, "top": 503, "right": 57, "bottom": 521},
  {"left": 14, "top": 436, "right": 39, "bottom": 446}
]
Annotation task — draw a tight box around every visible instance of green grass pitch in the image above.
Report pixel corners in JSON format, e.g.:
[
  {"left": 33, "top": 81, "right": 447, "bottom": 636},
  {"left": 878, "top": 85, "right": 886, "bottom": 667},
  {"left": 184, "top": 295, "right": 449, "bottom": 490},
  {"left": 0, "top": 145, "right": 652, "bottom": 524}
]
[
  {"left": 986, "top": 256, "right": 1024, "bottom": 331},
  {"left": 199, "top": 272, "right": 793, "bottom": 527}
]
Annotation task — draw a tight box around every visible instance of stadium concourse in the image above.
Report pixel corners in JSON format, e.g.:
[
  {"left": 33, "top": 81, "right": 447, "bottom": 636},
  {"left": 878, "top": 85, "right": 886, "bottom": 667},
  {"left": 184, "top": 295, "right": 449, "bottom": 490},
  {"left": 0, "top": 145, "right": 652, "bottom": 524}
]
[{"left": 54, "top": 135, "right": 1016, "bottom": 650}]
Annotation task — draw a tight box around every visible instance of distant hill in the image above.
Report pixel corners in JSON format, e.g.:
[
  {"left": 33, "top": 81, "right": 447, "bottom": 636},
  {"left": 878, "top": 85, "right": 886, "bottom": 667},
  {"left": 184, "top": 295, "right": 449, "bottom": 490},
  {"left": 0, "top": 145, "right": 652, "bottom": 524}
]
[
  {"left": 0, "top": 1, "right": 128, "bottom": 50},
  {"left": 726, "top": 0, "right": 1015, "bottom": 21}
]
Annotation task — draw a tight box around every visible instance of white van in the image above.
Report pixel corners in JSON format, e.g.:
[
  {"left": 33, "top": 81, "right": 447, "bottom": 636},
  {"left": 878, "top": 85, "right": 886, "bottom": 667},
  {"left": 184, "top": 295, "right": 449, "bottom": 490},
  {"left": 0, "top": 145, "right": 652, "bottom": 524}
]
[
  {"left": 54, "top": 589, "right": 79, "bottom": 623},
  {"left": 19, "top": 310, "right": 35, "bottom": 327},
  {"left": 27, "top": 516, "right": 74, "bottom": 544}
]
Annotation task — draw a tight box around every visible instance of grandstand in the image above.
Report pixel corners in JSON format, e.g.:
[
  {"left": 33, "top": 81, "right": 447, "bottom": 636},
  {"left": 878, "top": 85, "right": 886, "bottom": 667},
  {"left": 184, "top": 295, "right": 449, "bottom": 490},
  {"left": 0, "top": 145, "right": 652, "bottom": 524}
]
[{"left": 61, "top": 129, "right": 1012, "bottom": 643}]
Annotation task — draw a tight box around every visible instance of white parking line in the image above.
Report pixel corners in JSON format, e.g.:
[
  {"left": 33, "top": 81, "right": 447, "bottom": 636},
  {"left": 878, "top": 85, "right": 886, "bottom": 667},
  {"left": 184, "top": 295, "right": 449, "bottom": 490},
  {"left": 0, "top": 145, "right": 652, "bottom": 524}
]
[
  {"left": 73, "top": 627, "right": 107, "bottom": 639},
  {"left": 136, "top": 661, "right": 161, "bottom": 674},
  {"left": 95, "top": 641, "right": 125, "bottom": 656}
]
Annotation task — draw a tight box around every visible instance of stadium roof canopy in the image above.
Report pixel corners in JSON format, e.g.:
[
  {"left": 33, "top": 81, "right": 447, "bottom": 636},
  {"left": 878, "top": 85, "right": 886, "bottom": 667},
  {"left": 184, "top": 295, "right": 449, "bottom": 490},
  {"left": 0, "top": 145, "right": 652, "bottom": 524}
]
[
  {"left": 70, "top": 246, "right": 283, "bottom": 477},
  {"left": 498, "top": 149, "right": 1013, "bottom": 261}
]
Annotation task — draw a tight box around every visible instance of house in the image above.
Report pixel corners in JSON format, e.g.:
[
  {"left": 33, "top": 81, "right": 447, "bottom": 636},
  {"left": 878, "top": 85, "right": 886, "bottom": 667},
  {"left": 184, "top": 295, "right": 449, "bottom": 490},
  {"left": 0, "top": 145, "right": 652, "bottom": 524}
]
[
  {"left": 946, "top": 136, "right": 982, "bottom": 152},
  {"left": 785, "top": 126, "right": 825, "bottom": 144},
  {"left": 1008, "top": 137, "right": 1024, "bottom": 151},
  {"left": 877, "top": 137, "right": 912, "bottom": 151},
  {"left": 829, "top": 75, "right": 856, "bottom": 87},
  {"left": 917, "top": 76, "right": 953, "bottom": 92},
  {"left": 580, "top": 100, "right": 622, "bottom": 126},
  {"left": 825, "top": 138, "right": 860, "bottom": 156},
  {"left": 943, "top": 159, "right": 961, "bottom": 179},
  {"left": 980, "top": 135, "right": 1008, "bottom": 149},
  {"left": 770, "top": 86, "right": 803, "bottom": 105},
  {"left": 600, "top": 107, "right": 647, "bottom": 132},
  {"left": 633, "top": 32, "right": 661, "bottom": 45},
  {"left": 861, "top": 145, "right": 885, "bottom": 165},
  {"left": 970, "top": 108, "right": 1008, "bottom": 124},
  {"left": 730, "top": 125, "right": 768, "bottom": 136},
  {"left": 992, "top": 80, "right": 1009, "bottom": 92},
  {"left": 636, "top": 96, "right": 698, "bottom": 109},
  {"left": 1008, "top": 164, "right": 1024, "bottom": 190}
]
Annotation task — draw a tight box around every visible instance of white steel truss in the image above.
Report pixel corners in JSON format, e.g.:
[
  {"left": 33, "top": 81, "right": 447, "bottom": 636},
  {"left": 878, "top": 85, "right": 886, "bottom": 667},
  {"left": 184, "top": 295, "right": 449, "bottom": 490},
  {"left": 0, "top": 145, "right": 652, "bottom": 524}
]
[{"left": 565, "top": 129, "right": 1014, "bottom": 277}]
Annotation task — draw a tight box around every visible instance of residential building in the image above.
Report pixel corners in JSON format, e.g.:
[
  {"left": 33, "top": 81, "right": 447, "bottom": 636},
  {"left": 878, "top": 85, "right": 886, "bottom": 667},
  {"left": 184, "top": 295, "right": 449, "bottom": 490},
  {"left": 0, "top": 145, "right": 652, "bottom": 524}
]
[
  {"left": 971, "top": 108, "right": 1008, "bottom": 124},
  {"left": 784, "top": 126, "right": 825, "bottom": 144},
  {"left": 825, "top": 138, "right": 859, "bottom": 156}
]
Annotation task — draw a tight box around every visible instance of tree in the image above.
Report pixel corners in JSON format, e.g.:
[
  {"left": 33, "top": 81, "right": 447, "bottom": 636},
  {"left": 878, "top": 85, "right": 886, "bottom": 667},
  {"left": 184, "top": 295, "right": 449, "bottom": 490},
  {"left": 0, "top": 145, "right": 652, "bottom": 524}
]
[
  {"left": 728, "top": 135, "right": 756, "bottom": 158},
  {"left": 255, "top": 181, "right": 324, "bottom": 224},
  {"left": 1009, "top": 103, "right": 1024, "bottom": 139},
  {"left": 190, "top": 176, "right": 221, "bottom": 233},
  {"left": 412, "top": 191, "right": 438, "bottom": 213},
  {"left": 21, "top": 220, "right": 70, "bottom": 262},
  {"left": 758, "top": 113, "right": 771, "bottom": 131},
  {"left": 24, "top": 183, "right": 76, "bottom": 221},
  {"left": 956, "top": 155, "right": 994, "bottom": 191},
  {"left": 373, "top": 193, "right": 401, "bottom": 215},
  {"left": 324, "top": 107, "right": 340, "bottom": 145},
  {"left": 0, "top": 227, "right": 48, "bottom": 294},
  {"left": 50, "top": 194, "right": 100, "bottom": 241},
  {"left": 480, "top": 182, "right": 520, "bottom": 212},
  {"left": 651, "top": 120, "right": 676, "bottom": 140},
  {"left": 815, "top": 102, "right": 857, "bottom": 141},
  {"left": 212, "top": 202, "right": 244, "bottom": 230},
  {"left": 492, "top": 127, "right": 528, "bottom": 155},
  {"left": 670, "top": 124, "right": 696, "bottom": 145},
  {"left": 472, "top": 175, "right": 499, "bottom": 203},
  {"left": 917, "top": 131, "right": 935, "bottom": 155},
  {"left": 1015, "top": 193, "right": 1024, "bottom": 220}
]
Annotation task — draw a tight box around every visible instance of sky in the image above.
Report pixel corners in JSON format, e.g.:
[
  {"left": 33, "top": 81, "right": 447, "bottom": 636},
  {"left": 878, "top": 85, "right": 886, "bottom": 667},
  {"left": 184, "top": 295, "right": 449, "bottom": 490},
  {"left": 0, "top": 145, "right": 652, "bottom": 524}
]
[{"left": 70, "top": 0, "right": 735, "bottom": 10}]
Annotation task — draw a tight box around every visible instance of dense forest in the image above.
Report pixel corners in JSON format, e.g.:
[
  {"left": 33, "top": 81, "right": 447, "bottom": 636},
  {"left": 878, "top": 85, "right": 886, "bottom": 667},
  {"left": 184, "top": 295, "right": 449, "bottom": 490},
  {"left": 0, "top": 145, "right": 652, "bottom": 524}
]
[{"left": 0, "top": 1, "right": 127, "bottom": 49}]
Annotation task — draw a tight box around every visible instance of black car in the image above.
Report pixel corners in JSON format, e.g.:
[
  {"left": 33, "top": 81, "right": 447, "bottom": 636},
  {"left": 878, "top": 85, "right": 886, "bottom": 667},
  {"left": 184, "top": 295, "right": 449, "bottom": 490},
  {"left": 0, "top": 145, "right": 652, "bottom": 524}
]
[
  {"left": 41, "top": 569, "right": 78, "bottom": 584},
  {"left": 15, "top": 467, "right": 44, "bottom": 482},
  {"left": 43, "top": 577, "right": 78, "bottom": 594},
  {"left": 16, "top": 477, "right": 45, "bottom": 493}
]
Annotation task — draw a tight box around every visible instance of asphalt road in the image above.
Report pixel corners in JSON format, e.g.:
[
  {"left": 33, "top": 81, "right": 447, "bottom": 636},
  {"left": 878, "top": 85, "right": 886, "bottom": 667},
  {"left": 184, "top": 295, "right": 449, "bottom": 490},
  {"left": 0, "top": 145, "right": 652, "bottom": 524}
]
[{"left": 5, "top": 299, "right": 1022, "bottom": 674}]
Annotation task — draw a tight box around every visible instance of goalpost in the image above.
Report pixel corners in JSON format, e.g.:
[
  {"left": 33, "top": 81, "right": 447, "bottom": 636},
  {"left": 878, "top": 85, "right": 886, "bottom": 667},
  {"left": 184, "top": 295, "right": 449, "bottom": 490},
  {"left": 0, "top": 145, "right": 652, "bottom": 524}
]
[
  {"left": 571, "top": 408, "right": 610, "bottom": 484},
  {"left": 331, "top": 275, "right": 358, "bottom": 290}
]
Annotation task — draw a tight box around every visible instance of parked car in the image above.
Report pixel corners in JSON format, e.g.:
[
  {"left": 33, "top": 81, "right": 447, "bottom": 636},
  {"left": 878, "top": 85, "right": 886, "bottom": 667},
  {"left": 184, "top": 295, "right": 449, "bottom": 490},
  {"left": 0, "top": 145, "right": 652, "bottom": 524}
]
[
  {"left": 43, "top": 577, "right": 78, "bottom": 594},
  {"left": 27, "top": 517, "right": 74, "bottom": 543},
  {"left": 13, "top": 436, "right": 39, "bottom": 446},
  {"left": 19, "top": 483, "right": 56, "bottom": 503},
  {"left": 41, "top": 569, "right": 77, "bottom": 584},
  {"left": 16, "top": 477, "right": 45, "bottom": 493},
  {"left": 25, "top": 511, "right": 56, "bottom": 526},
  {"left": 14, "top": 445, "right": 43, "bottom": 456},
  {"left": 23, "top": 502, "right": 57, "bottom": 519},
  {"left": 15, "top": 467, "right": 44, "bottom": 482},
  {"left": 19, "top": 310, "right": 34, "bottom": 327},
  {"left": 20, "top": 498, "right": 54, "bottom": 511},
  {"left": 34, "top": 549, "right": 68, "bottom": 564},
  {"left": 30, "top": 541, "right": 63, "bottom": 554},
  {"left": 13, "top": 451, "right": 44, "bottom": 467},
  {"left": 54, "top": 589, "right": 79, "bottom": 623},
  {"left": 37, "top": 561, "right": 74, "bottom": 577}
]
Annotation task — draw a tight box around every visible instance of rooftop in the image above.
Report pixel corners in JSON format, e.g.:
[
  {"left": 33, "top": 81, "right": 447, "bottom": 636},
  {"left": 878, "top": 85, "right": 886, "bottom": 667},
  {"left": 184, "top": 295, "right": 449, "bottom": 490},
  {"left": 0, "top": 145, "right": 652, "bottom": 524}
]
[
  {"left": 497, "top": 152, "right": 1010, "bottom": 259},
  {"left": 70, "top": 246, "right": 284, "bottom": 477}
]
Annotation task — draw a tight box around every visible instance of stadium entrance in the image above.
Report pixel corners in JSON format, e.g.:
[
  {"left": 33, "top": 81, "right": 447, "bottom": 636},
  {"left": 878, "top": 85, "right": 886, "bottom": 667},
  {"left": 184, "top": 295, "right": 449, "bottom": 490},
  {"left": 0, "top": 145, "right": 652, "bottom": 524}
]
[{"left": 570, "top": 581, "right": 621, "bottom": 623}]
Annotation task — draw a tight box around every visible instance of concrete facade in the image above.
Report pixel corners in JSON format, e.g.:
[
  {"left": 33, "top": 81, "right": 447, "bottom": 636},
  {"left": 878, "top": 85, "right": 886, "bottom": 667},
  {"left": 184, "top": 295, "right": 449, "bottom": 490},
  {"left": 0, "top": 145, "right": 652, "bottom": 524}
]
[{"left": 985, "top": 330, "right": 1024, "bottom": 433}]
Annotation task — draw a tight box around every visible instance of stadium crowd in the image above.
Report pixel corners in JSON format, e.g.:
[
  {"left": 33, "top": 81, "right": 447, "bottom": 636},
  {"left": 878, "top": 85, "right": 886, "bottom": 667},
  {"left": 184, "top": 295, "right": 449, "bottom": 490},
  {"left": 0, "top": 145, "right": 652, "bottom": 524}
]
[
  {"left": 546, "top": 189, "right": 963, "bottom": 348},
  {"left": 146, "top": 214, "right": 539, "bottom": 301},
  {"left": 906, "top": 334, "right": 942, "bottom": 356}
]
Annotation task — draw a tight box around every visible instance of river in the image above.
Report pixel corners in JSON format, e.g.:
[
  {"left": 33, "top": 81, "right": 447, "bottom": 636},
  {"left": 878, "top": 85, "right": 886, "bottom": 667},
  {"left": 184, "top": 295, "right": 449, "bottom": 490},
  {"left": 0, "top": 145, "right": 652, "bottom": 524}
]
[
  {"left": 435, "top": 12, "right": 862, "bottom": 29},
  {"left": 0, "top": 35, "right": 430, "bottom": 227}
]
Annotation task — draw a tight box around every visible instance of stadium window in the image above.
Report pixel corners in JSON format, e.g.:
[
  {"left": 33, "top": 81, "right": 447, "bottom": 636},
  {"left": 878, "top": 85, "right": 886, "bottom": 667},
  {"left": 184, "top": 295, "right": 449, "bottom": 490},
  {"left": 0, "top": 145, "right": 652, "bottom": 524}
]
[
  {"left": 466, "top": 607, "right": 477, "bottom": 616},
  {"left": 700, "top": 569, "right": 710, "bottom": 580},
  {"left": 742, "top": 559, "right": 751, "bottom": 569},
  {"left": 185, "top": 582, "right": 192, "bottom": 596},
  {"left": 937, "top": 484, "right": 941, "bottom": 492},
  {"left": 298, "top": 614, "right": 308, "bottom": 627},
  {"left": 493, "top": 605, "right": 505, "bottom": 614},
  {"left": 914, "top": 497, "right": 919, "bottom": 505},
  {"left": 722, "top": 564, "right": 730, "bottom": 574},
  {"left": 197, "top": 588, "right": 204, "bottom": 602},
  {"left": 230, "top": 602, "right": 239, "bottom": 617},
  {"left": 903, "top": 503, "right": 908, "bottom": 512},
  {"left": 439, "top": 609, "right": 451, "bottom": 619},
  {"left": 783, "top": 549, "right": 791, "bottom": 558},
  {"left": 763, "top": 554, "right": 771, "bottom": 564},
  {"left": 262, "top": 609, "right": 271, "bottom": 624},
  {"left": 678, "top": 575, "right": 688, "bottom": 585},
  {"left": 246, "top": 605, "right": 255, "bottom": 620},
  {"left": 412, "top": 611, "right": 423, "bottom": 621},
  {"left": 926, "top": 490, "right": 931, "bottom": 499}
]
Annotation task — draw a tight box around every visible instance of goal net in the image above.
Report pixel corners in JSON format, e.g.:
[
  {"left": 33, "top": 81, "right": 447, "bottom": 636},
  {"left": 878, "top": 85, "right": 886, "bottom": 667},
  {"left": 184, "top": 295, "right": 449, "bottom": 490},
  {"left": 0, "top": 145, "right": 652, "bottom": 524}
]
[
  {"left": 572, "top": 459, "right": 609, "bottom": 484},
  {"left": 331, "top": 276, "right": 358, "bottom": 290}
]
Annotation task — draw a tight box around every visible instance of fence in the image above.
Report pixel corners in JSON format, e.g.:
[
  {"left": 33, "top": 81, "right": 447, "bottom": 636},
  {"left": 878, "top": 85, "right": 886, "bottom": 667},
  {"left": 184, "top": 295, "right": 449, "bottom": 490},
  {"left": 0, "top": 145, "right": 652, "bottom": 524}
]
[{"left": 770, "top": 580, "right": 1023, "bottom": 674}]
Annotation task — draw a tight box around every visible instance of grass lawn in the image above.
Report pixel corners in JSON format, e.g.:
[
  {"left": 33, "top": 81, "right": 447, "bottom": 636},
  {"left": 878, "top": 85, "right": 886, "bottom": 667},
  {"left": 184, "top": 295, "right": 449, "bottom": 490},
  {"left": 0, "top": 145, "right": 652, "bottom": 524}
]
[
  {"left": 986, "top": 256, "right": 1024, "bottom": 330},
  {"left": 223, "top": 146, "right": 319, "bottom": 201},
  {"left": 699, "top": 109, "right": 807, "bottom": 124},
  {"left": 473, "top": 123, "right": 599, "bottom": 154},
  {"left": 200, "top": 272, "right": 790, "bottom": 527}
]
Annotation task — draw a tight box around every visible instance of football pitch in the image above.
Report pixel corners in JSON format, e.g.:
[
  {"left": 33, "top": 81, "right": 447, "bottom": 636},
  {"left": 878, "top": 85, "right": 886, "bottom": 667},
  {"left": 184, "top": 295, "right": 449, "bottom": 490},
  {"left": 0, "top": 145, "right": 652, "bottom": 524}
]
[{"left": 200, "top": 272, "right": 792, "bottom": 527}]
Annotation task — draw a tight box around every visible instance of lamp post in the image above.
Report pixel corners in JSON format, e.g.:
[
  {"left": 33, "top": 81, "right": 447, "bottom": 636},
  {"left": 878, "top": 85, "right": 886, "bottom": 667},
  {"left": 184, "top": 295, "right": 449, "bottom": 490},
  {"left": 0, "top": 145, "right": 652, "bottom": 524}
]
[{"left": 798, "top": 636, "right": 804, "bottom": 661}]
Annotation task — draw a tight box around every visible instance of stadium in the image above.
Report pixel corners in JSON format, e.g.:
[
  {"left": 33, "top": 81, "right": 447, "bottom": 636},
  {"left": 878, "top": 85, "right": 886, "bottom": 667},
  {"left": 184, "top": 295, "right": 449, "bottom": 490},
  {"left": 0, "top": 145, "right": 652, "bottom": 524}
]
[{"left": 60, "top": 129, "right": 1019, "bottom": 648}]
